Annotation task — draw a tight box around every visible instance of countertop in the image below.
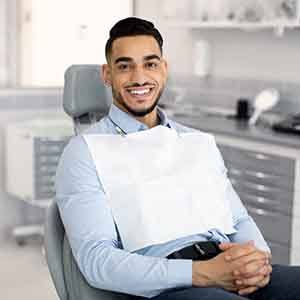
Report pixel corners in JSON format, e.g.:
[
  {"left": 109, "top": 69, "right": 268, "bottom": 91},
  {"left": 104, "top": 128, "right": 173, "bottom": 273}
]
[{"left": 171, "top": 111, "right": 300, "bottom": 149}]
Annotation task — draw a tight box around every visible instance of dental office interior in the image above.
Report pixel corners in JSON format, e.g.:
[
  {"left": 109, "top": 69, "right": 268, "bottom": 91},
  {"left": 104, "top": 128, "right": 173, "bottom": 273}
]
[{"left": 1, "top": 0, "right": 300, "bottom": 299}]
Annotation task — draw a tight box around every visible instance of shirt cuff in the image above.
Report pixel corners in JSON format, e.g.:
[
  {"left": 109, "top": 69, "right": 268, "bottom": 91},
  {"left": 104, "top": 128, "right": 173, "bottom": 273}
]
[{"left": 167, "top": 259, "right": 192, "bottom": 289}]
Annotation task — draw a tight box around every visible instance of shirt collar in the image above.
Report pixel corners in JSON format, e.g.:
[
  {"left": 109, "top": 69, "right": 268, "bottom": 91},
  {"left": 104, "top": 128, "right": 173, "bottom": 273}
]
[{"left": 108, "top": 103, "right": 172, "bottom": 134}]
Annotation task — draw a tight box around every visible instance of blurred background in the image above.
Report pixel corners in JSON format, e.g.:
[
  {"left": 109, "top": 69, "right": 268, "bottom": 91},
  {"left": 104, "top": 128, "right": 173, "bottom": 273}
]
[{"left": 1, "top": 1, "right": 300, "bottom": 299}]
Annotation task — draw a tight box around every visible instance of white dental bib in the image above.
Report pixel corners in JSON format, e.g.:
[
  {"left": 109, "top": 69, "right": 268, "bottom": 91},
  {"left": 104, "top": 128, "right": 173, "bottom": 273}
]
[{"left": 83, "top": 125, "right": 235, "bottom": 251}]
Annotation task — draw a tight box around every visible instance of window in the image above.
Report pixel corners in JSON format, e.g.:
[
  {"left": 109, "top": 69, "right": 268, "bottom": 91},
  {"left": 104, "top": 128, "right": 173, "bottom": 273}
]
[{"left": 10, "top": 0, "right": 133, "bottom": 87}]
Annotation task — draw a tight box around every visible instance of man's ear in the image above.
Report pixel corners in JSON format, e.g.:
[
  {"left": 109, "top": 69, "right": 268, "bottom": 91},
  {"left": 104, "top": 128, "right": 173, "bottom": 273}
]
[
  {"left": 162, "top": 59, "right": 168, "bottom": 82},
  {"left": 162, "top": 59, "right": 168, "bottom": 72},
  {"left": 101, "top": 64, "right": 111, "bottom": 86}
]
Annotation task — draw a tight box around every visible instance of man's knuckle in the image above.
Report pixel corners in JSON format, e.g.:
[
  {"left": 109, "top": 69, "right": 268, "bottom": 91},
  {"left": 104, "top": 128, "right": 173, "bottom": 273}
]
[
  {"left": 245, "top": 244, "right": 254, "bottom": 251},
  {"left": 232, "top": 248, "right": 242, "bottom": 257},
  {"left": 268, "top": 265, "right": 273, "bottom": 273},
  {"left": 244, "top": 264, "right": 252, "bottom": 274},
  {"left": 241, "top": 256, "right": 249, "bottom": 265}
]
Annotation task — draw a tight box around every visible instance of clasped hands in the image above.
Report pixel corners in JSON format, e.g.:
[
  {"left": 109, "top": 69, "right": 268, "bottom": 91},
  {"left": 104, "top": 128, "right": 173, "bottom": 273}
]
[{"left": 192, "top": 241, "right": 272, "bottom": 296}]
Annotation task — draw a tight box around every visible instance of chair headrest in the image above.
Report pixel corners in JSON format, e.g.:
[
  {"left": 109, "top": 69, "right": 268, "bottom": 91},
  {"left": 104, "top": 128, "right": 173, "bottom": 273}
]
[{"left": 63, "top": 65, "right": 111, "bottom": 118}]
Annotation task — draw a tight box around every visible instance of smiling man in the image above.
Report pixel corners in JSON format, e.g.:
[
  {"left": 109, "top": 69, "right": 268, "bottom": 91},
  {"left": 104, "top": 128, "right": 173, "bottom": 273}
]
[
  {"left": 56, "top": 17, "right": 300, "bottom": 300},
  {"left": 102, "top": 27, "right": 167, "bottom": 127}
]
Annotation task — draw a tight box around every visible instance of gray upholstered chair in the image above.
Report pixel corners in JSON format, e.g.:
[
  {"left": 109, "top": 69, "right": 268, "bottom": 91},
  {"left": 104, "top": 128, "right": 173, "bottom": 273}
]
[{"left": 44, "top": 65, "right": 131, "bottom": 300}]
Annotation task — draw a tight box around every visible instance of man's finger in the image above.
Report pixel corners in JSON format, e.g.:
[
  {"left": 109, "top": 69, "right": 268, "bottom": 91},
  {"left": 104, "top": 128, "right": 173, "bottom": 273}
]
[
  {"left": 219, "top": 240, "right": 254, "bottom": 251},
  {"left": 238, "top": 286, "right": 259, "bottom": 296},
  {"left": 258, "top": 264, "right": 272, "bottom": 277},
  {"left": 236, "top": 260, "right": 267, "bottom": 279},
  {"left": 218, "top": 242, "right": 237, "bottom": 251},
  {"left": 235, "top": 274, "right": 265, "bottom": 287},
  {"left": 223, "top": 242, "right": 257, "bottom": 261},
  {"left": 257, "top": 275, "right": 271, "bottom": 288}
]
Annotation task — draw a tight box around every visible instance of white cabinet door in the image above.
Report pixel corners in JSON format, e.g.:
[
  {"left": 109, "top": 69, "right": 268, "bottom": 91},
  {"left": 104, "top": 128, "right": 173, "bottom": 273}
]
[{"left": 19, "top": 0, "right": 133, "bottom": 87}]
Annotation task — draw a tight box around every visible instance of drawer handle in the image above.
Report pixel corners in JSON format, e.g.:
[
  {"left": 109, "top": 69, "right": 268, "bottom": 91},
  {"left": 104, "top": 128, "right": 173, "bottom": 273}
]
[
  {"left": 250, "top": 153, "right": 271, "bottom": 161},
  {"left": 245, "top": 170, "right": 276, "bottom": 179},
  {"left": 244, "top": 194, "right": 280, "bottom": 206},
  {"left": 236, "top": 180, "right": 281, "bottom": 193},
  {"left": 229, "top": 168, "right": 242, "bottom": 176},
  {"left": 242, "top": 181, "right": 271, "bottom": 192},
  {"left": 247, "top": 206, "right": 278, "bottom": 218},
  {"left": 228, "top": 168, "right": 282, "bottom": 180}
]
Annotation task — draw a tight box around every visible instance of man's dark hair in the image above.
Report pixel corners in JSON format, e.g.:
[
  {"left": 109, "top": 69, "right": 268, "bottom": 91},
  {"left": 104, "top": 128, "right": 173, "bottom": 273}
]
[{"left": 105, "top": 17, "right": 163, "bottom": 62}]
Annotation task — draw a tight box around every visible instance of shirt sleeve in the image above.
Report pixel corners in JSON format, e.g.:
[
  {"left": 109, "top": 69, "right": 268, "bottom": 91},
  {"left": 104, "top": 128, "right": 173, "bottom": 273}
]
[
  {"left": 55, "top": 135, "right": 192, "bottom": 298},
  {"left": 211, "top": 137, "right": 270, "bottom": 253}
]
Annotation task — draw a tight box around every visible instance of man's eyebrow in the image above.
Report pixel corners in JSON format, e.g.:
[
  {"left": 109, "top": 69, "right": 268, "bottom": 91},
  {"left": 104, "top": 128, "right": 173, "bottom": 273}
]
[
  {"left": 114, "top": 57, "right": 133, "bottom": 64},
  {"left": 114, "top": 54, "right": 161, "bottom": 64},
  {"left": 144, "top": 54, "right": 161, "bottom": 61}
]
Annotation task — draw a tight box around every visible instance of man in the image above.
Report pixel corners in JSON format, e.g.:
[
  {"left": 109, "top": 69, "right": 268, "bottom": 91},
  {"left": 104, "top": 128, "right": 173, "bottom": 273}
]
[{"left": 56, "top": 17, "right": 300, "bottom": 300}]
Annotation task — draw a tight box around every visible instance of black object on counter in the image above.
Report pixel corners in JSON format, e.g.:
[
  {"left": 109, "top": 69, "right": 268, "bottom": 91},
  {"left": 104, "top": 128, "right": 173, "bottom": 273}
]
[
  {"left": 236, "top": 98, "right": 251, "bottom": 120},
  {"left": 227, "top": 98, "right": 251, "bottom": 121},
  {"left": 272, "top": 113, "right": 300, "bottom": 136}
]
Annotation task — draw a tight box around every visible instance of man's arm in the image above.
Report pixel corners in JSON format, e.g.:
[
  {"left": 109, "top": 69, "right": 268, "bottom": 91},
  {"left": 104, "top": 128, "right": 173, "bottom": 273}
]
[
  {"left": 55, "top": 136, "right": 191, "bottom": 298},
  {"left": 193, "top": 139, "right": 271, "bottom": 294}
]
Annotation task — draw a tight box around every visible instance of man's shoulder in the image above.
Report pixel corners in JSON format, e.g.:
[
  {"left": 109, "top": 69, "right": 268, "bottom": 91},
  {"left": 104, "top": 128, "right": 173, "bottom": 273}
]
[
  {"left": 65, "top": 117, "right": 112, "bottom": 147},
  {"left": 169, "top": 119, "right": 214, "bottom": 140},
  {"left": 82, "top": 117, "right": 113, "bottom": 134}
]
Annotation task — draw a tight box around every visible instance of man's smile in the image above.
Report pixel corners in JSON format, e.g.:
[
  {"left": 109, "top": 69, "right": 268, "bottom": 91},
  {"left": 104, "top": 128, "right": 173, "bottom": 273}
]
[{"left": 125, "top": 86, "right": 156, "bottom": 100}]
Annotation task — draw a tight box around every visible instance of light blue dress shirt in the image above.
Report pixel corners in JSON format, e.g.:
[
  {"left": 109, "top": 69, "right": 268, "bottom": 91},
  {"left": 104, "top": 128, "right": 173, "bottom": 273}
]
[{"left": 55, "top": 103, "right": 269, "bottom": 298}]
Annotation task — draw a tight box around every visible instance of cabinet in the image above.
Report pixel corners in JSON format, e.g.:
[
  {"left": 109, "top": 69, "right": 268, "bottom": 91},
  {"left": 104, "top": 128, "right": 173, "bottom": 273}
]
[
  {"left": 163, "top": 0, "right": 300, "bottom": 32},
  {"left": 215, "top": 135, "right": 300, "bottom": 265},
  {"left": 5, "top": 118, "right": 73, "bottom": 245},
  {"left": 5, "top": 119, "right": 73, "bottom": 200}
]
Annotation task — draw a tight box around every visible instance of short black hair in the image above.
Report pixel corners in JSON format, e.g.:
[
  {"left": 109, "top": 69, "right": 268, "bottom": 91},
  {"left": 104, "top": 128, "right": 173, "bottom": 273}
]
[{"left": 105, "top": 17, "right": 163, "bottom": 62}]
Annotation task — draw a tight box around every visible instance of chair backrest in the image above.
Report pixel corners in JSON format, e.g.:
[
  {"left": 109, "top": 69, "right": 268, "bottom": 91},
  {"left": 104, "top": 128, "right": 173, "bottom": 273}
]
[
  {"left": 63, "top": 64, "right": 111, "bottom": 133},
  {"left": 44, "top": 65, "right": 130, "bottom": 300}
]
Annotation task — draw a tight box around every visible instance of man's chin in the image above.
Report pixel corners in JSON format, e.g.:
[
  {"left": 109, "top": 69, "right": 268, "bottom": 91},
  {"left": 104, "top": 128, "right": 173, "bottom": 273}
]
[
  {"left": 113, "top": 87, "right": 163, "bottom": 118},
  {"left": 126, "top": 106, "right": 156, "bottom": 117},
  {"left": 119, "top": 98, "right": 159, "bottom": 117}
]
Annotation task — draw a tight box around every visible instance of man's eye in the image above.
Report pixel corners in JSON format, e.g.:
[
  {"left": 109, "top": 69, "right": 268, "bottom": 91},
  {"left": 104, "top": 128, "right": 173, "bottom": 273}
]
[
  {"left": 117, "top": 64, "right": 130, "bottom": 71},
  {"left": 145, "top": 62, "right": 158, "bottom": 69}
]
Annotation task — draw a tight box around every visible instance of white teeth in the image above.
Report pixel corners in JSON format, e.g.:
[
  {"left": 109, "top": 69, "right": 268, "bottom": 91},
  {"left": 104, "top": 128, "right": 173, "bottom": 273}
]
[{"left": 129, "top": 89, "right": 150, "bottom": 95}]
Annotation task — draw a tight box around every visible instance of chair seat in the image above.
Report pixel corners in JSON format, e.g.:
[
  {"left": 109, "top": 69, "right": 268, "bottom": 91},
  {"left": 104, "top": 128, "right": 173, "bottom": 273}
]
[{"left": 63, "top": 235, "right": 131, "bottom": 300}]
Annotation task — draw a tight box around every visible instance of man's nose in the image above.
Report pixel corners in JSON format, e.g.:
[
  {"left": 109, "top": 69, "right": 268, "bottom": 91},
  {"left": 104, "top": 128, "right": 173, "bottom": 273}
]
[{"left": 129, "top": 65, "right": 148, "bottom": 85}]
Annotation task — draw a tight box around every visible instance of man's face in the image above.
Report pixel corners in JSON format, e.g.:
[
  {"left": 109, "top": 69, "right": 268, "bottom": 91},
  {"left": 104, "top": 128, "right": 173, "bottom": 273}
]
[{"left": 102, "top": 35, "right": 168, "bottom": 117}]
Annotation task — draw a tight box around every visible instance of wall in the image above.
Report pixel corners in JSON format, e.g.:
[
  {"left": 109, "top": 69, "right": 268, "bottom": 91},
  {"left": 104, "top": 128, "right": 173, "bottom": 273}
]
[
  {"left": 0, "top": 0, "right": 7, "bottom": 85},
  {"left": 191, "top": 29, "right": 300, "bottom": 83},
  {"left": 135, "top": 0, "right": 300, "bottom": 82}
]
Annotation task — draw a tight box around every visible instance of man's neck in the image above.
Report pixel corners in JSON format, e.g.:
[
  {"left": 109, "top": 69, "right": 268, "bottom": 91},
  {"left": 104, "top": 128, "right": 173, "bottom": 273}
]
[
  {"left": 114, "top": 102, "right": 160, "bottom": 128},
  {"left": 135, "top": 109, "right": 160, "bottom": 128}
]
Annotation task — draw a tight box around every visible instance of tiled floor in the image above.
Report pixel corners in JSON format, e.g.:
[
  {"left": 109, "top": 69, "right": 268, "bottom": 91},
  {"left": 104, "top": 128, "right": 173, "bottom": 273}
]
[{"left": 0, "top": 238, "right": 58, "bottom": 300}]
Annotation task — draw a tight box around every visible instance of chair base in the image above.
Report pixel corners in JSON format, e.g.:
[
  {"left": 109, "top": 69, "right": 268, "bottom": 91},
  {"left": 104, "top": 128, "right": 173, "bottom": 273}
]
[{"left": 12, "top": 224, "right": 44, "bottom": 246}]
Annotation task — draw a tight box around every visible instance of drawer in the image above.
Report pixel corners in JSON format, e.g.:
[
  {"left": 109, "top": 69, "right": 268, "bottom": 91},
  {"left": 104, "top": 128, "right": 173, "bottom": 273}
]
[
  {"left": 36, "top": 165, "right": 57, "bottom": 175},
  {"left": 219, "top": 145, "right": 294, "bottom": 177},
  {"left": 231, "top": 179, "right": 294, "bottom": 209},
  {"left": 36, "top": 155, "right": 61, "bottom": 164},
  {"left": 238, "top": 191, "right": 292, "bottom": 215},
  {"left": 35, "top": 184, "right": 55, "bottom": 199},
  {"left": 34, "top": 138, "right": 69, "bottom": 154},
  {"left": 267, "top": 240, "right": 290, "bottom": 265},
  {"left": 35, "top": 174, "right": 55, "bottom": 185},
  {"left": 246, "top": 205, "right": 291, "bottom": 246},
  {"left": 227, "top": 166, "right": 293, "bottom": 190}
]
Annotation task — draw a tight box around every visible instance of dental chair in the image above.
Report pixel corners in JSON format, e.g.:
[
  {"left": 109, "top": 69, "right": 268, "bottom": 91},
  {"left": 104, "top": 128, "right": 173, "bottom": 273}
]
[{"left": 44, "top": 65, "right": 131, "bottom": 300}]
